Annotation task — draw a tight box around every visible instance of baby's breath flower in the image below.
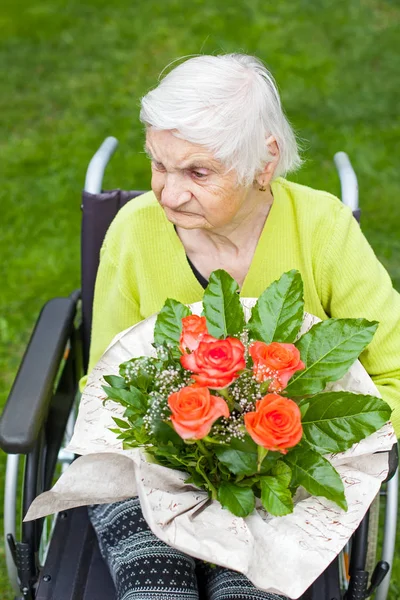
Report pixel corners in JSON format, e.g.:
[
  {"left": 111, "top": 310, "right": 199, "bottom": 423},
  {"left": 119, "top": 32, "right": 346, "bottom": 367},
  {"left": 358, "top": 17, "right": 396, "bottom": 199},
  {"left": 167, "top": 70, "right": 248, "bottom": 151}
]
[
  {"left": 154, "top": 366, "right": 192, "bottom": 395},
  {"left": 144, "top": 390, "right": 170, "bottom": 434},
  {"left": 124, "top": 357, "right": 157, "bottom": 385},
  {"left": 228, "top": 370, "right": 262, "bottom": 414}
]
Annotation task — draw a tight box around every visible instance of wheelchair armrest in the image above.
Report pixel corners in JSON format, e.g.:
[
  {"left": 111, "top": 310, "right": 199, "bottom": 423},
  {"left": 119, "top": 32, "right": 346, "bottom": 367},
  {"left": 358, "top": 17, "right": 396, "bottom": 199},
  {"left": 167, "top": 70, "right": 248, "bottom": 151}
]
[
  {"left": 385, "top": 441, "right": 399, "bottom": 482},
  {"left": 0, "top": 292, "right": 80, "bottom": 454}
]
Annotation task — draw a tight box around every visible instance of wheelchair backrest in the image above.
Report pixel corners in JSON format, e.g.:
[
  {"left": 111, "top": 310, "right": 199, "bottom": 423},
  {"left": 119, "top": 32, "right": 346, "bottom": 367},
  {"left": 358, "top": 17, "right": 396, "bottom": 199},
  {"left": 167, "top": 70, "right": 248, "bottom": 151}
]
[{"left": 81, "top": 189, "right": 144, "bottom": 370}]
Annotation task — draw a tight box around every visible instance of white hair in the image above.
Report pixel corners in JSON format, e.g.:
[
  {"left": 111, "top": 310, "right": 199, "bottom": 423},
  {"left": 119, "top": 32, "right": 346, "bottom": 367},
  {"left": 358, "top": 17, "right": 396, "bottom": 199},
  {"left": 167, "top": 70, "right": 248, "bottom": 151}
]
[{"left": 140, "top": 54, "right": 302, "bottom": 186}]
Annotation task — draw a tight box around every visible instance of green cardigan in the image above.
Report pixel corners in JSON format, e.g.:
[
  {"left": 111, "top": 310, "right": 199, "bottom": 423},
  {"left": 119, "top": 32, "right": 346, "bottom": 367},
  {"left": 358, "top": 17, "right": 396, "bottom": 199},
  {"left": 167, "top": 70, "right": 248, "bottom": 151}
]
[{"left": 88, "top": 177, "right": 400, "bottom": 435}]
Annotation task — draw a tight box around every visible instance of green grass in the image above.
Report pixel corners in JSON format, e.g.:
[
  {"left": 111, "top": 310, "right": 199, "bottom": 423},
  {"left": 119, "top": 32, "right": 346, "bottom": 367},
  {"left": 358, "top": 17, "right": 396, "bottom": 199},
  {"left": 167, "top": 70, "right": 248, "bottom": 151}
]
[{"left": 1, "top": 0, "right": 399, "bottom": 597}]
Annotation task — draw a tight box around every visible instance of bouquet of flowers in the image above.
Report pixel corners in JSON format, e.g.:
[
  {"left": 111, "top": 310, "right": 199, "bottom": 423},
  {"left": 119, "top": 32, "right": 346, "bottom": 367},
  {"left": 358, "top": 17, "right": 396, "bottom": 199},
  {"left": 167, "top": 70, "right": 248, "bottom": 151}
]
[{"left": 103, "top": 269, "right": 391, "bottom": 519}]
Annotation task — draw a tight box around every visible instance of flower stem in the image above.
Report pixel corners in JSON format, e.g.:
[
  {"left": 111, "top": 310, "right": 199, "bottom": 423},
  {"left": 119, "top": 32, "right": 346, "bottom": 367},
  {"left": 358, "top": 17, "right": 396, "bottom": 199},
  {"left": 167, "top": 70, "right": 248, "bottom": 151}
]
[
  {"left": 196, "top": 440, "right": 215, "bottom": 478},
  {"left": 196, "top": 461, "right": 218, "bottom": 500},
  {"left": 257, "top": 446, "right": 268, "bottom": 472},
  {"left": 203, "top": 436, "right": 223, "bottom": 445},
  {"left": 217, "top": 388, "right": 234, "bottom": 410},
  {"left": 196, "top": 439, "right": 211, "bottom": 456}
]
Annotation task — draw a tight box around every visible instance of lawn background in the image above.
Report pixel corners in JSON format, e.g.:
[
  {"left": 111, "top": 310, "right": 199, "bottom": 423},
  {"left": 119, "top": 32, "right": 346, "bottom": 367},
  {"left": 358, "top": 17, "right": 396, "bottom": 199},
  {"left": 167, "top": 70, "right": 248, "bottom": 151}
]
[{"left": 1, "top": 0, "right": 399, "bottom": 597}]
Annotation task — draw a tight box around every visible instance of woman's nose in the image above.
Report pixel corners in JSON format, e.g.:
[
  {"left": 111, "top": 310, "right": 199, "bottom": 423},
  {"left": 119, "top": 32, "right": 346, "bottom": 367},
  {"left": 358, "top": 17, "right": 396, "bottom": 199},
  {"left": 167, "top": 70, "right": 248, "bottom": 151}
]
[{"left": 160, "top": 175, "right": 191, "bottom": 210}]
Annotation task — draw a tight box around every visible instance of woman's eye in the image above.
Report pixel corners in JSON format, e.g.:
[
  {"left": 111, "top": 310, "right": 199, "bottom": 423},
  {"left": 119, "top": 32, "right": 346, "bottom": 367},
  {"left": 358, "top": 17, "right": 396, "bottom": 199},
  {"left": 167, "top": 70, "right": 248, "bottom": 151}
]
[
  {"left": 152, "top": 161, "right": 166, "bottom": 171},
  {"left": 192, "top": 170, "right": 207, "bottom": 179}
]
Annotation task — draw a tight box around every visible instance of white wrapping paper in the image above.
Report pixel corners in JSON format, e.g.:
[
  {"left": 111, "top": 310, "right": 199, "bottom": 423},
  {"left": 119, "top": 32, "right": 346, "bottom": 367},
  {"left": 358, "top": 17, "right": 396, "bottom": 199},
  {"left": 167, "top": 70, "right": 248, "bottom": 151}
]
[{"left": 25, "top": 301, "right": 396, "bottom": 599}]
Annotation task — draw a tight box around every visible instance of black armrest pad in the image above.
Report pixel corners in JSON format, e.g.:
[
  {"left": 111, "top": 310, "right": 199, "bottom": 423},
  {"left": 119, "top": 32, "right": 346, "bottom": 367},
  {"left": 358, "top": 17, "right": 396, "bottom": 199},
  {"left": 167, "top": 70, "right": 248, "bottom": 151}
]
[
  {"left": 386, "top": 442, "right": 399, "bottom": 482},
  {"left": 0, "top": 295, "right": 79, "bottom": 454}
]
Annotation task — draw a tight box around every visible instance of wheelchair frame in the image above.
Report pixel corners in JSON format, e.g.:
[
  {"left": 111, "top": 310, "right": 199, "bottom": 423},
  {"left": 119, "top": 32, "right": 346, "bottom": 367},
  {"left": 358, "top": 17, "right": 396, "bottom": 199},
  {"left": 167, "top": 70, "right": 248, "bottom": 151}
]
[{"left": 0, "top": 137, "right": 398, "bottom": 600}]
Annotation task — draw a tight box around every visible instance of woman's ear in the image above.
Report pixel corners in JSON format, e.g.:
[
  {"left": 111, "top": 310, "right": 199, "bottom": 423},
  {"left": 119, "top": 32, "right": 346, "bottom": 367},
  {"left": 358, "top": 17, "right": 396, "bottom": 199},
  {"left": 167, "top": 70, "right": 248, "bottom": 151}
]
[
  {"left": 256, "top": 136, "right": 280, "bottom": 189},
  {"left": 266, "top": 135, "right": 279, "bottom": 161}
]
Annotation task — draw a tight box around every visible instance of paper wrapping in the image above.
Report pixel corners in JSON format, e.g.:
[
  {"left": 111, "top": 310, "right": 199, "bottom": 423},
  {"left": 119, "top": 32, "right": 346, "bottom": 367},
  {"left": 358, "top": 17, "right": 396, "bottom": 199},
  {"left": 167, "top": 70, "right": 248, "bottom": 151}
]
[{"left": 25, "top": 301, "right": 396, "bottom": 599}]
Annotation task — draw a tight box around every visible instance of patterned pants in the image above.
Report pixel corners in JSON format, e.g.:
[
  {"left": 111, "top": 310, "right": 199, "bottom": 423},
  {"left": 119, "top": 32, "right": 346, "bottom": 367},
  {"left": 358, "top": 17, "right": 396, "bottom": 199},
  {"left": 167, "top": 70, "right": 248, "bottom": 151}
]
[{"left": 88, "top": 498, "right": 287, "bottom": 600}]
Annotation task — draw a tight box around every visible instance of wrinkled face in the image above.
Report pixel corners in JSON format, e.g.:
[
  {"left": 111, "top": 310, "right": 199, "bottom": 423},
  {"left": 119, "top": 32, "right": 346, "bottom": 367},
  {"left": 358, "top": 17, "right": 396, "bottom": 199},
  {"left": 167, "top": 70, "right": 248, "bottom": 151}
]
[{"left": 145, "top": 128, "right": 251, "bottom": 232}]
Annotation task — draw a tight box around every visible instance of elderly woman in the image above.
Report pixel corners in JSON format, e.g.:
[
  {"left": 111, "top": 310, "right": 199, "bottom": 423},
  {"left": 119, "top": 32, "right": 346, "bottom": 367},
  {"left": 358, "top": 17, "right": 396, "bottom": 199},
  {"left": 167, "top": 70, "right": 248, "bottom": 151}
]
[{"left": 87, "top": 54, "right": 400, "bottom": 600}]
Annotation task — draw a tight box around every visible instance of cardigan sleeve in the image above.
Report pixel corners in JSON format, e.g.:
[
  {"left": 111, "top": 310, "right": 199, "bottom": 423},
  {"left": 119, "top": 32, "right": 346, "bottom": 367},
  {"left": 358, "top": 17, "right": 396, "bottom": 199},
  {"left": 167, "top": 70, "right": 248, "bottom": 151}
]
[
  {"left": 87, "top": 240, "right": 141, "bottom": 375},
  {"left": 319, "top": 202, "right": 400, "bottom": 436}
]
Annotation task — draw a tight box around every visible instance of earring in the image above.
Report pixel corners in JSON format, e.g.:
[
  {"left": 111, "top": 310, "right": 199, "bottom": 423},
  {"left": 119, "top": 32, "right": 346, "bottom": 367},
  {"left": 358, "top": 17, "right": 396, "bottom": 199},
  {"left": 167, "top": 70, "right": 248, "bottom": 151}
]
[{"left": 259, "top": 184, "right": 267, "bottom": 192}]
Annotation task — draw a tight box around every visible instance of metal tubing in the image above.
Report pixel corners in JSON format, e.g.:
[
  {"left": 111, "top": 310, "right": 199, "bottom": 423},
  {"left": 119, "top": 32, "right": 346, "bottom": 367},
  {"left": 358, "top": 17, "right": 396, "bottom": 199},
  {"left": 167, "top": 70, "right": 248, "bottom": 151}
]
[
  {"left": 375, "top": 467, "right": 399, "bottom": 600},
  {"left": 4, "top": 454, "right": 21, "bottom": 594},
  {"left": 334, "top": 151, "right": 359, "bottom": 211},
  {"left": 84, "top": 137, "right": 118, "bottom": 194},
  {"left": 22, "top": 435, "right": 44, "bottom": 554},
  {"left": 349, "top": 510, "right": 370, "bottom": 573}
]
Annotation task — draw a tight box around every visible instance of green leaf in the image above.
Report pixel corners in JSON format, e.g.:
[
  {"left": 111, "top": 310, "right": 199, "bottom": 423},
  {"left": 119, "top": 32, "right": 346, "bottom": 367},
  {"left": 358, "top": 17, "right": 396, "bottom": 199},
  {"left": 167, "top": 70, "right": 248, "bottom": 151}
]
[
  {"left": 299, "top": 401, "right": 310, "bottom": 418},
  {"left": 258, "top": 451, "right": 281, "bottom": 472},
  {"left": 271, "top": 461, "right": 292, "bottom": 487},
  {"left": 152, "top": 419, "right": 184, "bottom": 446},
  {"left": 154, "top": 298, "right": 190, "bottom": 346},
  {"left": 124, "top": 407, "right": 141, "bottom": 419},
  {"left": 247, "top": 270, "right": 304, "bottom": 343},
  {"left": 214, "top": 446, "right": 258, "bottom": 476},
  {"left": 122, "top": 441, "right": 141, "bottom": 450},
  {"left": 129, "top": 386, "right": 148, "bottom": 409},
  {"left": 112, "top": 417, "right": 130, "bottom": 429},
  {"left": 235, "top": 476, "right": 259, "bottom": 488},
  {"left": 103, "top": 375, "right": 127, "bottom": 388},
  {"left": 257, "top": 445, "right": 269, "bottom": 470},
  {"left": 260, "top": 475, "right": 294, "bottom": 516},
  {"left": 147, "top": 442, "right": 190, "bottom": 469},
  {"left": 229, "top": 435, "right": 258, "bottom": 453},
  {"left": 103, "top": 385, "right": 148, "bottom": 413},
  {"left": 126, "top": 415, "right": 144, "bottom": 429},
  {"left": 119, "top": 361, "right": 130, "bottom": 379},
  {"left": 214, "top": 436, "right": 280, "bottom": 476},
  {"left": 301, "top": 392, "right": 392, "bottom": 453},
  {"left": 185, "top": 472, "right": 208, "bottom": 488},
  {"left": 285, "top": 318, "right": 378, "bottom": 396},
  {"left": 284, "top": 444, "right": 347, "bottom": 510},
  {"left": 202, "top": 269, "right": 245, "bottom": 338},
  {"left": 133, "top": 427, "right": 152, "bottom": 445},
  {"left": 217, "top": 481, "right": 256, "bottom": 517},
  {"left": 135, "top": 371, "right": 154, "bottom": 392},
  {"left": 115, "top": 430, "right": 136, "bottom": 440}
]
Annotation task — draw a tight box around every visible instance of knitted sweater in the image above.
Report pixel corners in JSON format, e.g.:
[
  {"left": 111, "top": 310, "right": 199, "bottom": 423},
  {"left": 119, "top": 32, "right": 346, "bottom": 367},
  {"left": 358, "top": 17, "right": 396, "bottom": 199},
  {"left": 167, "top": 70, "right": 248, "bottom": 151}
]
[{"left": 88, "top": 178, "right": 400, "bottom": 435}]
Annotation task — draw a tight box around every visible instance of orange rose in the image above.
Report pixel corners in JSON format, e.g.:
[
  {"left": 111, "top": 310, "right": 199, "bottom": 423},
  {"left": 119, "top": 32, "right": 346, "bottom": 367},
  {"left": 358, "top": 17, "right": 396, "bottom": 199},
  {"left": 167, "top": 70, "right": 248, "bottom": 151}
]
[
  {"left": 168, "top": 386, "right": 229, "bottom": 439},
  {"left": 180, "top": 315, "right": 208, "bottom": 352},
  {"left": 180, "top": 334, "right": 246, "bottom": 389},
  {"left": 249, "top": 341, "right": 305, "bottom": 391},
  {"left": 244, "top": 393, "right": 303, "bottom": 453}
]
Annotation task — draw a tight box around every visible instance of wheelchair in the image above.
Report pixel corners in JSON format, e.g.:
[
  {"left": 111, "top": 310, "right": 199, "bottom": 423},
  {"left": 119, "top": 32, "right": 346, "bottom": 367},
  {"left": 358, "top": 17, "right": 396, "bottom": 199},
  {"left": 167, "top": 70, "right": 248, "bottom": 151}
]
[{"left": 0, "top": 137, "right": 398, "bottom": 600}]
